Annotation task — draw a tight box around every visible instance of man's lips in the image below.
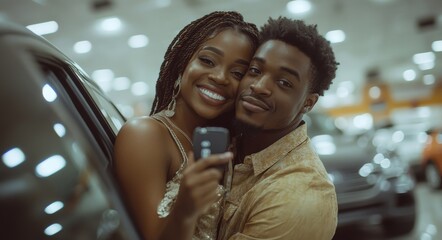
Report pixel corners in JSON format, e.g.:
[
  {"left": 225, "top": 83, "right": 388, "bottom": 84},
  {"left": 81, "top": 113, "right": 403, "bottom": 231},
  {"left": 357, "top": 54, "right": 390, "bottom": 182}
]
[{"left": 240, "top": 95, "right": 271, "bottom": 112}]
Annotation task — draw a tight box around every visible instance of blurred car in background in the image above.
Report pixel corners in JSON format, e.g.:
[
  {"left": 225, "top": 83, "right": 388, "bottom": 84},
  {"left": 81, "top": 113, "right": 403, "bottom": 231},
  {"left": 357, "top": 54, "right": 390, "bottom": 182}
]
[
  {"left": 370, "top": 123, "right": 428, "bottom": 180},
  {"left": 0, "top": 20, "right": 140, "bottom": 239},
  {"left": 304, "top": 112, "right": 416, "bottom": 237},
  {"left": 422, "top": 128, "right": 442, "bottom": 189}
]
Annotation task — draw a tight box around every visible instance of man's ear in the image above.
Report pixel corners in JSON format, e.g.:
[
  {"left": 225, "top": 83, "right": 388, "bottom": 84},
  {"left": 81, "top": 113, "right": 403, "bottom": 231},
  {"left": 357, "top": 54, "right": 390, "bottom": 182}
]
[{"left": 303, "top": 93, "right": 319, "bottom": 113}]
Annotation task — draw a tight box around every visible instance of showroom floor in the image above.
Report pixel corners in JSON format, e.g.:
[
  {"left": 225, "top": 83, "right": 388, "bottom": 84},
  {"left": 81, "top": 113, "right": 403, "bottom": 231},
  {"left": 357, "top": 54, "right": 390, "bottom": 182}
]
[{"left": 333, "top": 182, "right": 442, "bottom": 240}]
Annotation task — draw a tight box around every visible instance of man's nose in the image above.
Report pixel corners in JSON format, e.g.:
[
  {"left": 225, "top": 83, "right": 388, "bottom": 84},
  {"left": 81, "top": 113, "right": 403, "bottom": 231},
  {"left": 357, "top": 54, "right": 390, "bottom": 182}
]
[{"left": 250, "top": 76, "right": 271, "bottom": 96}]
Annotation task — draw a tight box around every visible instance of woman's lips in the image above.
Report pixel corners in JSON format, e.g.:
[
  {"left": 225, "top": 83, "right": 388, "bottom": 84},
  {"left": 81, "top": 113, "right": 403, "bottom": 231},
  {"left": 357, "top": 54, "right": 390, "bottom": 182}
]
[
  {"left": 199, "top": 87, "right": 226, "bottom": 101},
  {"left": 198, "top": 87, "right": 227, "bottom": 105}
]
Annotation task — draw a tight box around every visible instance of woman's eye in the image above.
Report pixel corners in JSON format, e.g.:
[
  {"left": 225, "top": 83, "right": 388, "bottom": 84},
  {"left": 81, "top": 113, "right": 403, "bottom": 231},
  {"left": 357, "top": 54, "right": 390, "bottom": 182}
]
[
  {"left": 232, "top": 71, "right": 245, "bottom": 80},
  {"left": 199, "top": 57, "right": 214, "bottom": 66}
]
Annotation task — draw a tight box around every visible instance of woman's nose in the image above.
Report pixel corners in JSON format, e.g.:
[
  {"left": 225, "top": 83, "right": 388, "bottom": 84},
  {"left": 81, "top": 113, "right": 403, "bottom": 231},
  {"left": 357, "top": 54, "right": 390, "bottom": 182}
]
[{"left": 208, "top": 70, "right": 228, "bottom": 85}]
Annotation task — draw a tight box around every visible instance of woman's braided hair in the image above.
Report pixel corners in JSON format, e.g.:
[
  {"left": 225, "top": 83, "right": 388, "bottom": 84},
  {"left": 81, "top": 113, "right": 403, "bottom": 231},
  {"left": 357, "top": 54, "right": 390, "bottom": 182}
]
[{"left": 150, "top": 11, "right": 259, "bottom": 115}]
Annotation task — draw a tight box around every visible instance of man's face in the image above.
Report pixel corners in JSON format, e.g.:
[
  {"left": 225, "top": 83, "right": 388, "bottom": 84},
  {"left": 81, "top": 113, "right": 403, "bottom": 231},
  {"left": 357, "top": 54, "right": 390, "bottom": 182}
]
[{"left": 235, "top": 40, "right": 318, "bottom": 130}]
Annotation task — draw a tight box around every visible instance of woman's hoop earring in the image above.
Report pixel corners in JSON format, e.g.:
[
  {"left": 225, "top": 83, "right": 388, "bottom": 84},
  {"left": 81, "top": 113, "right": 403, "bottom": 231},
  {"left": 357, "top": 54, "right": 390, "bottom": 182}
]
[{"left": 164, "top": 77, "right": 181, "bottom": 117}]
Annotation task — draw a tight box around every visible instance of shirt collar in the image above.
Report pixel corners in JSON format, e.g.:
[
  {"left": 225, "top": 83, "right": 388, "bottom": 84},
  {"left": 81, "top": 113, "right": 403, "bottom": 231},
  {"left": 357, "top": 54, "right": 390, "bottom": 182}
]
[{"left": 244, "top": 122, "right": 309, "bottom": 176}]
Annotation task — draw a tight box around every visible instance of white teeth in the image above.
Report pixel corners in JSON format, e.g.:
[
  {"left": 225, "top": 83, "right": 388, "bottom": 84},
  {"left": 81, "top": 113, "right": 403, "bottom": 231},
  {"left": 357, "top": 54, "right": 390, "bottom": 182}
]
[{"left": 200, "top": 88, "right": 225, "bottom": 101}]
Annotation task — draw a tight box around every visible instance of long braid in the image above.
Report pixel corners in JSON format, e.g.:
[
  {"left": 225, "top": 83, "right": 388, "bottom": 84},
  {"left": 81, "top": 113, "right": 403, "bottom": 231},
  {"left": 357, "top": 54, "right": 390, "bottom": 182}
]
[{"left": 150, "top": 11, "right": 259, "bottom": 115}]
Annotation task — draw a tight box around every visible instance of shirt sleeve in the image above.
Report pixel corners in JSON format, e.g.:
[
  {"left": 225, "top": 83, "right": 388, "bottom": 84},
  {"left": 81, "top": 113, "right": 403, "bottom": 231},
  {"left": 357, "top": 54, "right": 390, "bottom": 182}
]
[{"left": 228, "top": 180, "right": 338, "bottom": 240}]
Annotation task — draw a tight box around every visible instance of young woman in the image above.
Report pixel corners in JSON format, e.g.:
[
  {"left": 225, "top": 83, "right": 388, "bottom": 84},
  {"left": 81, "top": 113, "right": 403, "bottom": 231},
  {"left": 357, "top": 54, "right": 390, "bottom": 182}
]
[{"left": 113, "top": 11, "right": 259, "bottom": 240}]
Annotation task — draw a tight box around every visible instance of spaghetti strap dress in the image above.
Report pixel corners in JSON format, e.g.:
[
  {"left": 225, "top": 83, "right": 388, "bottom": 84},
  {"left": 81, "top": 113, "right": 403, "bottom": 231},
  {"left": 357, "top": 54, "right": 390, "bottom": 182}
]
[{"left": 152, "top": 114, "right": 224, "bottom": 240}]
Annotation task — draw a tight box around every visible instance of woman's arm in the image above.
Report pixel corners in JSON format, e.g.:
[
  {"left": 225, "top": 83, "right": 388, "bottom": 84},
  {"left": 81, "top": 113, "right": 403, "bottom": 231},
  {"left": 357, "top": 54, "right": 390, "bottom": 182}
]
[
  {"left": 114, "top": 117, "right": 231, "bottom": 240},
  {"left": 114, "top": 117, "right": 172, "bottom": 239}
]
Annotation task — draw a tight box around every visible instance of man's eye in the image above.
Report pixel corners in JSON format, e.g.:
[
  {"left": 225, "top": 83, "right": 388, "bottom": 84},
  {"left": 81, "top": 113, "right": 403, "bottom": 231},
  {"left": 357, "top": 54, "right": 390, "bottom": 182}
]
[
  {"left": 277, "top": 79, "right": 292, "bottom": 88},
  {"left": 199, "top": 57, "right": 214, "bottom": 66},
  {"left": 248, "top": 67, "right": 260, "bottom": 75}
]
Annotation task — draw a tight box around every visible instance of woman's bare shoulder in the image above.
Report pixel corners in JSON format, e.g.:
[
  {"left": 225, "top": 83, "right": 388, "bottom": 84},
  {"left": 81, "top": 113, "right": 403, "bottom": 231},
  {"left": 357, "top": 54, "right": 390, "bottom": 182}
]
[
  {"left": 117, "top": 116, "right": 166, "bottom": 141},
  {"left": 114, "top": 116, "right": 170, "bottom": 162}
]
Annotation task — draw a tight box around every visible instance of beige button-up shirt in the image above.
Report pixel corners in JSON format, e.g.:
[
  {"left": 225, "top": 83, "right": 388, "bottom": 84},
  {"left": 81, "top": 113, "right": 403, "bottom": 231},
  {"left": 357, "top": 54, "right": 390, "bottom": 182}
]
[{"left": 217, "top": 123, "right": 338, "bottom": 240}]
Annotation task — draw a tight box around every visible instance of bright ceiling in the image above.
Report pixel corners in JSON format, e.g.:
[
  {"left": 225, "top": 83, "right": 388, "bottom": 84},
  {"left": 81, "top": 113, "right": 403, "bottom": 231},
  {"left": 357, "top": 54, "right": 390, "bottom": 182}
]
[{"left": 1, "top": 0, "right": 442, "bottom": 118}]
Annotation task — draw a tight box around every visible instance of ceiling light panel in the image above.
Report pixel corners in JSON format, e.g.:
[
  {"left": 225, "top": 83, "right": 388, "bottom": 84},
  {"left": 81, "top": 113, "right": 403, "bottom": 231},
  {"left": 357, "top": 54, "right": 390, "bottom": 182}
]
[{"left": 26, "top": 21, "right": 58, "bottom": 35}]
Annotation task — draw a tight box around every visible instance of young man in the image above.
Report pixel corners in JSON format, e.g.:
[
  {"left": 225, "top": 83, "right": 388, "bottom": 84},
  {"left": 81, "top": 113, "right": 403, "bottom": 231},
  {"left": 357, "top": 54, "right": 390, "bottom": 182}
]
[{"left": 218, "top": 17, "right": 339, "bottom": 240}]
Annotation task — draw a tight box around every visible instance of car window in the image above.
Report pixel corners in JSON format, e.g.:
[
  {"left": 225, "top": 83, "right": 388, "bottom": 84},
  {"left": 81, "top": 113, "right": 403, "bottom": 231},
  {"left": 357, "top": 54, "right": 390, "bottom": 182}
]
[
  {"left": 35, "top": 58, "right": 119, "bottom": 165},
  {"left": 38, "top": 58, "right": 125, "bottom": 138},
  {"left": 69, "top": 64, "right": 125, "bottom": 135},
  {"left": 81, "top": 80, "right": 125, "bottom": 134}
]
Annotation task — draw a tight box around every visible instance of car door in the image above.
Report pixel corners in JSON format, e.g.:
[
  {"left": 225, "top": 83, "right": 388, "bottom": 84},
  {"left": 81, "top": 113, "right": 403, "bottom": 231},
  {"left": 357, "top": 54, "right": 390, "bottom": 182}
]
[{"left": 0, "top": 20, "right": 139, "bottom": 239}]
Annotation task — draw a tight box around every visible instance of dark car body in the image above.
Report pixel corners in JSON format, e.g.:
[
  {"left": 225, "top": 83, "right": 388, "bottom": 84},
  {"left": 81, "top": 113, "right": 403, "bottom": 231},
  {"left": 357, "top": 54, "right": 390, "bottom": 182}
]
[
  {"left": 0, "top": 20, "right": 140, "bottom": 239},
  {"left": 304, "top": 112, "right": 416, "bottom": 236}
]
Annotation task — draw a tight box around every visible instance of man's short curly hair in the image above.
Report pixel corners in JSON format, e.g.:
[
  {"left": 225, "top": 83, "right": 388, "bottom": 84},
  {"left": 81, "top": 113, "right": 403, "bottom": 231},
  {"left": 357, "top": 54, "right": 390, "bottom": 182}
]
[{"left": 259, "top": 17, "right": 339, "bottom": 96}]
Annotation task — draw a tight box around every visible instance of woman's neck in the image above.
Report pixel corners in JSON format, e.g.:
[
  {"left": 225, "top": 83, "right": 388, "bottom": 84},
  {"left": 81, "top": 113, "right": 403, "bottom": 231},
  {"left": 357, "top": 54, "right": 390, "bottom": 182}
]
[{"left": 168, "top": 101, "right": 208, "bottom": 140}]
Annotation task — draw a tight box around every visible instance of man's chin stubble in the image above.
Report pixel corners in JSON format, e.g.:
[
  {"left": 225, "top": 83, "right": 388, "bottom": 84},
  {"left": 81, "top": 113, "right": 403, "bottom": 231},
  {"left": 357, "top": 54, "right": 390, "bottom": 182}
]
[{"left": 233, "top": 118, "right": 262, "bottom": 135}]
